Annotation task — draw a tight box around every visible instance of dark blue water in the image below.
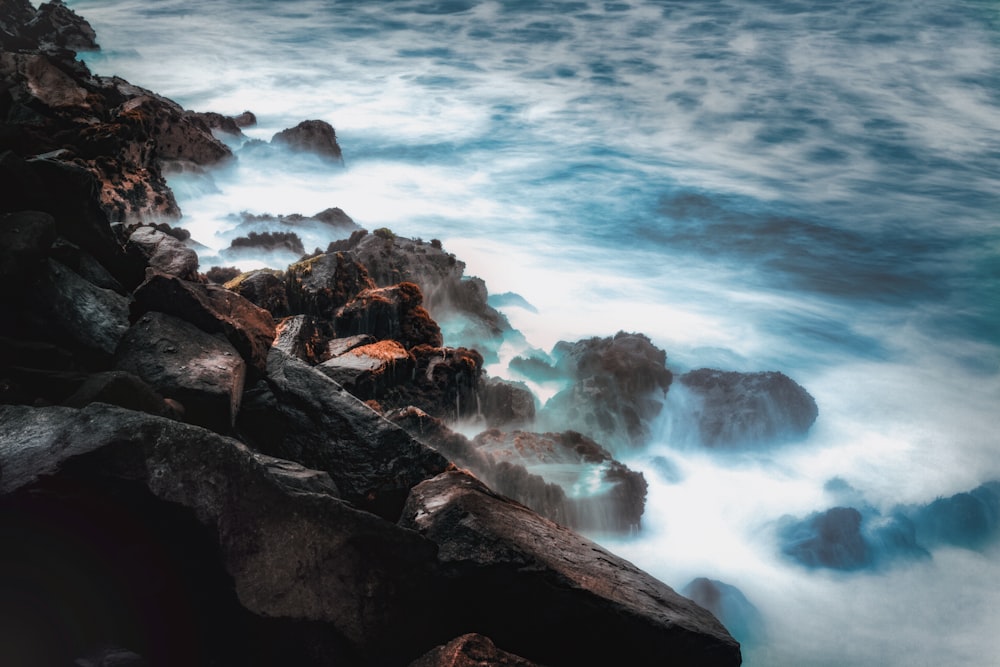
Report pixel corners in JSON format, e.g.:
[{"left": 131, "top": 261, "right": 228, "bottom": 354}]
[{"left": 72, "top": 0, "right": 1000, "bottom": 664}]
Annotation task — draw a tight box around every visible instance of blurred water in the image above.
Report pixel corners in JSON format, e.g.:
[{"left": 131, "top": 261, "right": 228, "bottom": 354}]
[{"left": 70, "top": 0, "right": 1000, "bottom": 664}]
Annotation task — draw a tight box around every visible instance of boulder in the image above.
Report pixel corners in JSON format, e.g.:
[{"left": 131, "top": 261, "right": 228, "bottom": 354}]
[
  {"left": 126, "top": 225, "right": 199, "bottom": 281},
  {"left": 271, "top": 119, "right": 343, "bottom": 163},
  {"left": 335, "top": 282, "right": 443, "bottom": 349},
  {"left": 909, "top": 481, "right": 1000, "bottom": 550},
  {"left": 539, "top": 332, "right": 672, "bottom": 451},
  {"left": 25, "top": 0, "right": 100, "bottom": 53},
  {"left": 227, "top": 230, "right": 304, "bottom": 256},
  {"left": 273, "top": 315, "right": 334, "bottom": 365},
  {"left": 473, "top": 429, "right": 647, "bottom": 533},
  {"left": 0, "top": 210, "right": 56, "bottom": 291},
  {"left": 0, "top": 403, "right": 439, "bottom": 665},
  {"left": 286, "top": 251, "right": 375, "bottom": 318},
  {"left": 780, "top": 507, "right": 869, "bottom": 570},
  {"left": 131, "top": 272, "right": 276, "bottom": 374},
  {"left": 682, "top": 578, "right": 766, "bottom": 648},
  {"left": 113, "top": 311, "right": 246, "bottom": 433},
  {"left": 678, "top": 369, "right": 818, "bottom": 448},
  {"left": 400, "top": 471, "right": 741, "bottom": 667},
  {"left": 477, "top": 376, "right": 536, "bottom": 428},
  {"left": 317, "top": 340, "right": 414, "bottom": 400},
  {"left": 49, "top": 237, "right": 124, "bottom": 293},
  {"left": 373, "top": 345, "right": 483, "bottom": 422},
  {"left": 236, "top": 349, "right": 450, "bottom": 520},
  {"left": 408, "top": 634, "right": 540, "bottom": 667},
  {"left": 326, "top": 334, "right": 377, "bottom": 358},
  {"left": 62, "top": 370, "right": 174, "bottom": 418},
  {"left": 224, "top": 269, "right": 290, "bottom": 318}
]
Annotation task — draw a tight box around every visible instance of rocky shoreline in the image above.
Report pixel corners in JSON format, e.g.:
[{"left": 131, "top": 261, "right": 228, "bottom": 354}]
[{"left": 1, "top": 2, "right": 830, "bottom": 665}]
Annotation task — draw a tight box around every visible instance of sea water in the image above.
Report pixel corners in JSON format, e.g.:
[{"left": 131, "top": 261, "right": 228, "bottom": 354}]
[{"left": 68, "top": 1, "right": 1000, "bottom": 664}]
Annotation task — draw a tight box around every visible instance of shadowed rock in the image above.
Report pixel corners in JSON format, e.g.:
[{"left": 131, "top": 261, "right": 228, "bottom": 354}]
[
  {"left": 408, "top": 634, "right": 540, "bottom": 667},
  {"left": 478, "top": 376, "right": 537, "bottom": 428},
  {"left": 400, "top": 470, "right": 741, "bottom": 667},
  {"left": 273, "top": 315, "right": 335, "bottom": 365},
  {"left": 682, "top": 578, "right": 766, "bottom": 648},
  {"left": 317, "top": 340, "right": 414, "bottom": 399},
  {"left": 286, "top": 251, "right": 375, "bottom": 318},
  {"left": 62, "top": 370, "right": 174, "bottom": 418},
  {"left": 335, "top": 282, "right": 443, "bottom": 350},
  {"left": 271, "top": 120, "right": 343, "bottom": 163},
  {"left": 909, "top": 481, "right": 1000, "bottom": 550},
  {"left": 126, "top": 225, "right": 199, "bottom": 281},
  {"left": 224, "top": 269, "right": 290, "bottom": 318}
]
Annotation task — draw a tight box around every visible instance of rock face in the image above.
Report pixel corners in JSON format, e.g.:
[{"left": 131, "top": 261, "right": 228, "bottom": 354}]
[
  {"left": 336, "top": 282, "right": 443, "bottom": 349},
  {"left": 409, "top": 634, "right": 540, "bottom": 667},
  {"left": 908, "top": 481, "right": 1000, "bottom": 550},
  {"left": 678, "top": 369, "right": 818, "bottom": 448},
  {"left": 271, "top": 119, "right": 343, "bottom": 163},
  {"left": 400, "top": 471, "right": 742, "bottom": 667},
  {"left": 126, "top": 225, "right": 199, "bottom": 281},
  {"left": 317, "top": 339, "right": 414, "bottom": 399},
  {"left": 538, "top": 332, "right": 673, "bottom": 451},
  {"left": 682, "top": 578, "right": 766, "bottom": 648}
]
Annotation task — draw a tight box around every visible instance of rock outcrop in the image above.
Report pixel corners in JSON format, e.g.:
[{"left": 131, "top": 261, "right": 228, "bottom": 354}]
[{"left": 271, "top": 119, "right": 343, "bottom": 163}]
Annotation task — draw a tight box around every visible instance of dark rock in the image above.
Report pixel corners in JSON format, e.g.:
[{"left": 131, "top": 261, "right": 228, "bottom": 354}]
[
  {"left": 228, "top": 230, "right": 304, "bottom": 256},
  {"left": 0, "top": 403, "right": 439, "bottom": 665},
  {"left": 26, "top": 0, "right": 100, "bottom": 53},
  {"left": 131, "top": 272, "right": 276, "bottom": 374},
  {"left": 113, "top": 311, "right": 246, "bottom": 432},
  {"left": 224, "top": 269, "right": 290, "bottom": 318},
  {"left": 204, "top": 265, "right": 241, "bottom": 284},
  {"left": 286, "top": 251, "right": 375, "bottom": 318},
  {"left": 185, "top": 110, "right": 244, "bottom": 137},
  {"left": 335, "top": 282, "right": 443, "bottom": 349},
  {"left": 0, "top": 210, "right": 56, "bottom": 292},
  {"left": 678, "top": 369, "right": 818, "bottom": 448},
  {"left": 326, "top": 334, "right": 377, "bottom": 359},
  {"left": 73, "top": 647, "right": 147, "bottom": 667},
  {"left": 682, "top": 578, "right": 766, "bottom": 648},
  {"left": 400, "top": 470, "right": 741, "bottom": 667},
  {"left": 271, "top": 119, "right": 343, "bottom": 163},
  {"left": 909, "top": 481, "right": 1000, "bottom": 550},
  {"left": 473, "top": 429, "right": 647, "bottom": 533},
  {"left": 126, "top": 225, "right": 199, "bottom": 281},
  {"left": 236, "top": 349, "right": 450, "bottom": 520},
  {"left": 317, "top": 340, "right": 414, "bottom": 400},
  {"left": 116, "top": 93, "right": 232, "bottom": 167},
  {"left": 375, "top": 345, "right": 483, "bottom": 422},
  {"left": 780, "top": 507, "right": 869, "bottom": 569},
  {"left": 62, "top": 370, "right": 174, "bottom": 418},
  {"left": 313, "top": 206, "right": 355, "bottom": 229},
  {"left": 273, "top": 315, "right": 334, "bottom": 365},
  {"left": 233, "top": 110, "right": 256, "bottom": 127},
  {"left": 49, "top": 237, "right": 124, "bottom": 293},
  {"left": 539, "top": 332, "right": 672, "bottom": 451},
  {"left": 478, "top": 376, "right": 536, "bottom": 428},
  {"left": 509, "top": 354, "right": 562, "bottom": 383},
  {"left": 408, "top": 634, "right": 540, "bottom": 667}
]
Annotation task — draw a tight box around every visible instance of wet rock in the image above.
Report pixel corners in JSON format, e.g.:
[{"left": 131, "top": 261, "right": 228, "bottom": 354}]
[
  {"left": 62, "top": 370, "right": 174, "bottom": 418},
  {"left": 224, "top": 269, "right": 290, "bottom": 318},
  {"left": 0, "top": 210, "right": 56, "bottom": 290},
  {"left": 236, "top": 349, "right": 450, "bottom": 520},
  {"left": 678, "top": 368, "right": 818, "bottom": 448},
  {"left": 131, "top": 272, "right": 276, "bottom": 374},
  {"left": 272, "top": 315, "right": 333, "bottom": 365},
  {"left": 478, "top": 376, "right": 537, "bottom": 429},
  {"left": 682, "top": 578, "right": 766, "bottom": 648},
  {"left": 539, "top": 332, "right": 672, "bottom": 451},
  {"left": 325, "top": 334, "right": 377, "bottom": 358},
  {"left": 26, "top": 0, "right": 100, "bottom": 53},
  {"left": 400, "top": 470, "right": 741, "bottom": 667},
  {"left": 909, "top": 481, "right": 1000, "bottom": 550},
  {"left": 408, "top": 634, "right": 540, "bottom": 667},
  {"left": 227, "top": 230, "right": 304, "bottom": 256},
  {"left": 286, "top": 251, "right": 375, "bottom": 318},
  {"left": 313, "top": 206, "right": 355, "bottom": 230},
  {"left": 126, "top": 225, "right": 199, "bottom": 281},
  {"left": 113, "top": 311, "right": 246, "bottom": 433},
  {"left": 375, "top": 345, "right": 483, "bottom": 422},
  {"left": 185, "top": 110, "right": 245, "bottom": 137},
  {"left": 271, "top": 120, "right": 343, "bottom": 163},
  {"left": 780, "top": 507, "right": 869, "bottom": 570},
  {"left": 49, "top": 237, "right": 124, "bottom": 293},
  {"left": 317, "top": 340, "right": 414, "bottom": 399},
  {"left": 335, "top": 282, "right": 443, "bottom": 349}
]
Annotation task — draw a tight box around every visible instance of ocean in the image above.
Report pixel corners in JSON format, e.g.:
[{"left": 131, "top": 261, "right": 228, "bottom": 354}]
[{"left": 67, "top": 0, "right": 1000, "bottom": 664}]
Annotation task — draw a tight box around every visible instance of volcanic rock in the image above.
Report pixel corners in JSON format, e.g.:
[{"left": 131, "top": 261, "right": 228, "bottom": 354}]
[
  {"left": 224, "top": 269, "right": 291, "bottom": 318},
  {"left": 400, "top": 470, "right": 741, "bottom": 667},
  {"left": 678, "top": 368, "right": 818, "bottom": 447},
  {"left": 478, "top": 376, "right": 537, "bottom": 428},
  {"left": 25, "top": 0, "right": 100, "bottom": 53},
  {"left": 271, "top": 120, "right": 343, "bottom": 163},
  {"left": 126, "top": 225, "right": 199, "bottom": 281},
  {"left": 317, "top": 340, "right": 414, "bottom": 400},
  {"left": 286, "top": 251, "right": 375, "bottom": 318},
  {"left": 113, "top": 311, "right": 246, "bottom": 433},
  {"left": 272, "top": 315, "right": 333, "bottom": 365},
  {"left": 909, "top": 481, "right": 1000, "bottom": 550},
  {"left": 335, "top": 282, "right": 443, "bottom": 349}
]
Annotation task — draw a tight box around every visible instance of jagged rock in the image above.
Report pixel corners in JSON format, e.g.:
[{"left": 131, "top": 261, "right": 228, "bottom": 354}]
[
  {"left": 682, "top": 578, "right": 766, "bottom": 648},
  {"left": 388, "top": 407, "right": 571, "bottom": 528},
  {"left": 49, "top": 237, "right": 124, "bottom": 293},
  {"left": 227, "top": 230, "right": 304, "bottom": 256},
  {"left": 117, "top": 93, "right": 231, "bottom": 167},
  {"left": 539, "top": 332, "right": 672, "bottom": 451},
  {"left": 678, "top": 368, "right": 818, "bottom": 447},
  {"left": 0, "top": 210, "right": 56, "bottom": 289},
  {"left": 271, "top": 120, "right": 343, "bottom": 163},
  {"left": 317, "top": 340, "right": 414, "bottom": 399},
  {"left": 113, "top": 311, "right": 246, "bottom": 432},
  {"left": 224, "top": 269, "right": 290, "bottom": 318},
  {"left": 478, "top": 376, "right": 536, "bottom": 428},
  {"left": 473, "top": 429, "right": 647, "bottom": 533},
  {"left": 0, "top": 403, "right": 439, "bottom": 665},
  {"left": 373, "top": 345, "right": 483, "bottom": 422},
  {"left": 408, "top": 634, "right": 540, "bottom": 667},
  {"left": 286, "top": 251, "right": 375, "bottom": 318},
  {"left": 131, "top": 272, "right": 276, "bottom": 374},
  {"left": 313, "top": 206, "right": 355, "bottom": 229},
  {"left": 326, "top": 334, "right": 377, "bottom": 359},
  {"left": 232, "top": 110, "right": 256, "bottom": 127},
  {"left": 126, "top": 225, "right": 199, "bottom": 281},
  {"left": 185, "top": 110, "right": 245, "bottom": 137},
  {"left": 236, "top": 349, "right": 450, "bottom": 520},
  {"left": 780, "top": 507, "right": 869, "bottom": 569},
  {"left": 62, "top": 370, "right": 174, "bottom": 418},
  {"left": 273, "top": 315, "right": 333, "bottom": 365},
  {"left": 204, "top": 265, "right": 241, "bottom": 284},
  {"left": 26, "top": 0, "right": 100, "bottom": 53},
  {"left": 336, "top": 282, "right": 443, "bottom": 349},
  {"left": 400, "top": 470, "right": 741, "bottom": 667}
]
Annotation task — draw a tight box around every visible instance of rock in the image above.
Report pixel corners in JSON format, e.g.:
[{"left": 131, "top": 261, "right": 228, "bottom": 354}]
[
  {"left": 326, "top": 334, "right": 377, "bottom": 358},
  {"left": 117, "top": 93, "right": 232, "bottom": 167},
  {"left": 408, "top": 634, "right": 540, "bottom": 667},
  {"left": 678, "top": 369, "right": 818, "bottom": 448},
  {"left": 227, "top": 230, "right": 304, "bottom": 256},
  {"left": 49, "top": 237, "right": 125, "bottom": 293},
  {"left": 185, "top": 110, "right": 245, "bottom": 137},
  {"left": 539, "top": 332, "right": 672, "bottom": 451},
  {"left": 26, "top": 0, "right": 100, "bottom": 53},
  {"left": 780, "top": 507, "right": 869, "bottom": 570},
  {"left": 477, "top": 376, "right": 537, "bottom": 429},
  {"left": 271, "top": 119, "right": 343, "bottom": 163},
  {"left": 224, "top": 269, "right": 290, "bottom": 318},
  {"left": 62, "top": 370, "right": 174, "bottom": 418},
  {"left": 317, "top": 340, "right": 414, "bottom": 400},
  {"left": 286, "top": 251, "right": 375, "bottom": 318},
  {"left": 131, "top": 272, "right": 276, "bottom": 375},
  {"left": 0, "top": 403, "right": 439, "bottom": 665},
  {"left": 682, "top": 578, "right": 766, "bottom": 648},
  {"left": 272, "top": 315, "right": 334, "bottom": 365},
  {"left": 909, "top": 481, "right": 1000, "bottom": 550},
  {"left": 113, "top": 311, "right": 246, "bottom": 432},
  {"left": 313, "top": 206, "right": 355, "bottom": 229},
  {"left": 335, "top": 282, "right": 443, "bottom": 349},
  {"left": 236, "top": 349, "right": 450, "bottom": 520},
  {"left": 400, "top": 471, "right": 741, "bottom": 667},
  {"left": 0, "top": 210, "right": 56, "bottom": 291},
  {"left": 126, "top": 225, "right": 199, "bottom": 281},
  {"left": 232, "top": 110, "right": 256, "bottom": 128},
  {"left": 25, "top": 258, "right": 130, "bottom": 366},
  {"left": 374, "top": 345, "right": 483, "bottom": 422},
  {"left": 204, "top": 265, "right": 241, "bottom": 284},
  {"left": 473, "top": 429, "right": 648, "bottom": 533}
]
